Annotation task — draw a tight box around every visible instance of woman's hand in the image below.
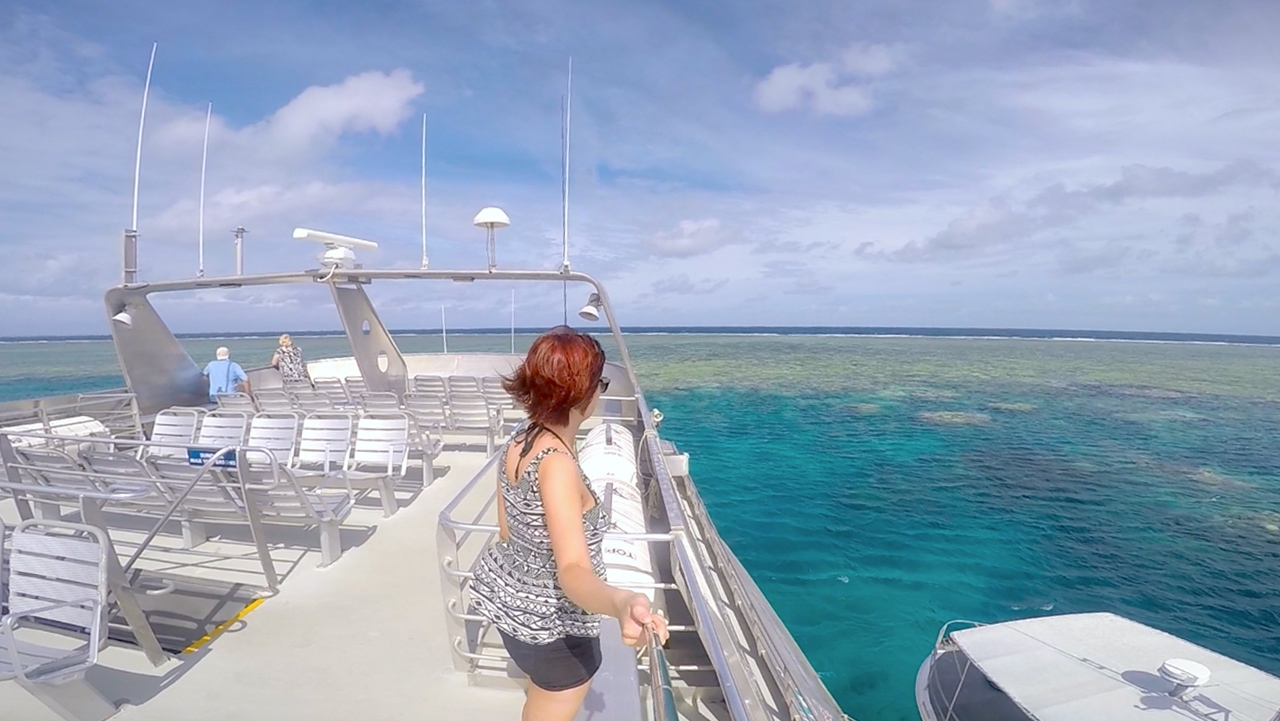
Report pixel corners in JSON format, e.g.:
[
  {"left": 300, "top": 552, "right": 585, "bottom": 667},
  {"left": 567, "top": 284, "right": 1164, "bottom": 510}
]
[{"left": 614, "top": 592, "right": 669, "bottom": 648}]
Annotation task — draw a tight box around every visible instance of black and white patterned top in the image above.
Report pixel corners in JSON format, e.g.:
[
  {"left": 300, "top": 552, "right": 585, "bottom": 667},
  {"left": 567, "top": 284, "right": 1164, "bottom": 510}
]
[
  {"left": 274, "top": 346, "right": 309, "bottom": 384},
  {"left": 470, "top": 442, "right": 610, "bottom": 644}
]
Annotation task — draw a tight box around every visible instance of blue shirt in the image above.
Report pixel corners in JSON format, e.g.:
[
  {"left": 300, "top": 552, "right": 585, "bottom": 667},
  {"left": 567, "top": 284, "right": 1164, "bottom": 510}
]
[{"left": 203, "top": 359, "right": 247, "bottom": 401}]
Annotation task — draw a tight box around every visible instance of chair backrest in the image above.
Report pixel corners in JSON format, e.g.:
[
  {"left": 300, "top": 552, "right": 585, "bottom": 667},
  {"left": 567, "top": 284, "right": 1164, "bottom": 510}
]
[
  {"left": 147, "top": 408, "right": 200, "bottom": 457},
  {"left": 254, "top": 390, "right": 296, "bottom": 413},
  {"left": 291, "top": 389, "right": 333, "bottom": 412},
  {"left": 449, "top": 393, "right": 491, "bottom": 427},
  {"left": 410, "top": 375, "right": 447, "bottom": 396},
  {"left": 246, "top": 413, "right": 301, "bottom": 465},
  {"left": 480, "top": 377, "right": 512, "bottom": 409},
  {"left": 7, "top": 519, "right": 109, "bottom": 631},
  {"left": 403, "top": 394, "right": 448, "bottom": 427},
  {"left": 13, "top": 446, "right": 102, "bottom": 496},
  {"left": 360, "top": 392, "right": 401, "bottom": 413},
  {"left": 344, "top": 376, "right": 369, "bottom": 398},
  {"left": 216, "top": 393, "right": 258, "bottom": 413},
  {"left": 296, "top": 412, "right": 355, "bottom": 469},
  {"left": 447, "top": 376, "right": 480, "bottom": 395},
  {"left": 146, "top": 457, "right": 242, "bottom": 516},
  {"left": 80, "top": 451, "right": 171, "bottom": 511},
  {"left": 351, "top": 413, "right": 410, "bottom": 472},
  {"left": 196, "top": 411, "right": 250, "bottom": 448},
  {"left": 312, "top": 378, "right": 350, "bottom": 406}
]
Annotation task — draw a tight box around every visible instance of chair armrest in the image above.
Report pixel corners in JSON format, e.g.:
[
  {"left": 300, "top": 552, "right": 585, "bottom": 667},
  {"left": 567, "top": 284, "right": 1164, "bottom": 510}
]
[{"left": 2, "top": 599, "right": 102, "bottom": 683}]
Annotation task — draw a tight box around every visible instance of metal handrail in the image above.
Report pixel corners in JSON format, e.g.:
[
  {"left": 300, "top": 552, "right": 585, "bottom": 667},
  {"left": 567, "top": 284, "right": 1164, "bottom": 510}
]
[
  {"left": 671, "top": 534, "right": 756, "bottom": 721},
  {"left": 648, "top": 624, "right": 680, "bottom": 721},
  {"left": 631, "top": 395, "right": 849, "bottom": 720}
]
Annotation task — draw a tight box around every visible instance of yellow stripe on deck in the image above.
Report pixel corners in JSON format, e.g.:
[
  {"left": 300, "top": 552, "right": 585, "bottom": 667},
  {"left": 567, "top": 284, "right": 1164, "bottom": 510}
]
[{"left": 182, "top": 598, "right": 267, "bottom": 654}]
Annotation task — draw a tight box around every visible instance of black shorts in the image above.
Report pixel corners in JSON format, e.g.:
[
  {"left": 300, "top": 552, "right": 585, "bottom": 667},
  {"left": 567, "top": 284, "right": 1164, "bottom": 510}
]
[{"left": 498, "top": 629, "right": 602, "bottom": 692}]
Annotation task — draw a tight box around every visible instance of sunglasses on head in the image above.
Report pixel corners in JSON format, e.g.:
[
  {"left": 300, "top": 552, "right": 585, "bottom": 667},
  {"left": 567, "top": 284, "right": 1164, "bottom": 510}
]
[{"left": 597, "top": 376, "right": 611, "bottom": 394}]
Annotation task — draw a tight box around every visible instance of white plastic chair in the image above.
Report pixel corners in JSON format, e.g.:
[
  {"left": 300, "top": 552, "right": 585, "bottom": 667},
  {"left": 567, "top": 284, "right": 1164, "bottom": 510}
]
[
  {"left": 344, "top": 376, "right": 369, "bottom": 399},
  {"left": 448, "top": 393, "right": 501, "bottom": 455},
  {"left": 0, "top": 519, "right": 117, "bottom": 721},
  {"left": 196, "top": 411, "right": 250, "bottom": 449},
  {"left": 404, "top": 393, "right": 449, "bottom": 431},
  {"left": 245, "top": 413, "right": 301, "bottom": 466},
  {"left": 144, "top": 408, "right": 200, "bottom": 458},
  {"left": 312, "top": 378, "right": 350, "bottom": 408},
  {"left": 295, "top": 413, "right": 354, "bottom": 475},
  {"left": 253, "top": 390, "right": 295, "bottom": 413},
  {"left": 447, "top": 375, "right": 481, "bottom": 396},
  {"left": 359, "top": 392, "right": 401, "bottom": 413},
  {"left": 215, "top": 393, "right": 257, "bottom": 414},
  {"left": 336, "top": 412, "right": 410, "bottom": 517},
  {"left": 409, "top": 375, "right": 447, "bottom": 397}
]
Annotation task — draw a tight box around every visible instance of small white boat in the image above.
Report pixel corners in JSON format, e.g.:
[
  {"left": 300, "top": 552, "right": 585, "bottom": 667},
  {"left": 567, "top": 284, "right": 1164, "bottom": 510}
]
[{"left": 916, "top": 612, "right": 1280, "bottom": 721}]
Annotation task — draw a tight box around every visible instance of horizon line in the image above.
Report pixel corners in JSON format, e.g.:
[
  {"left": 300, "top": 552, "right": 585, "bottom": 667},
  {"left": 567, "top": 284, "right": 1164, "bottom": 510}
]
[{"left": 2, "top": 325, "right": 1279, "bottom": 344}]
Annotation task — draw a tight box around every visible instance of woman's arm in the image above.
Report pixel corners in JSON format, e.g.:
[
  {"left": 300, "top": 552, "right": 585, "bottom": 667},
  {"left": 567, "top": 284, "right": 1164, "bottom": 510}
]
[
  {"left": 270, "top": 351, "right": 280, "bottom": 369},
  {"left": 540, "top": 453, "right": 668, "bottom": 646}
]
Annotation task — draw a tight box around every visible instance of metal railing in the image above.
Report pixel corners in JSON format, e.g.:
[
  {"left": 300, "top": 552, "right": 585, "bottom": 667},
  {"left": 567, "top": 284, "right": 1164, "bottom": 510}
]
[
  {"left": 0, "top": 391, "right": 142, "bottom": 440},
  {"left": 648, "top": 624, "right": 680, "bottom": 721},
  {"left": 631, "top": 391, "right": 850, "bottom": 721},
  {"left": 434, "top": 397, "right": 851, "bottom": 720}
]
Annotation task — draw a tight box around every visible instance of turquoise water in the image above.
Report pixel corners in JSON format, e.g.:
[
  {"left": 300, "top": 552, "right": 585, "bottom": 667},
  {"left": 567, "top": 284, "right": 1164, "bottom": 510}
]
[{"left": 3, "top": 334, "right": 1280, "bottom": 720}]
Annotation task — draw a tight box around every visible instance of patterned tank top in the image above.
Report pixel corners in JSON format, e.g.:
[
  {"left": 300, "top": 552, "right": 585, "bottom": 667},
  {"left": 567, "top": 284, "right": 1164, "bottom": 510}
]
[
  {"left": 469, "top": 441, "right": 610, "bottom": 644},
  {"left": 275, "top": 346, "right": 308, "bottom": 384}
]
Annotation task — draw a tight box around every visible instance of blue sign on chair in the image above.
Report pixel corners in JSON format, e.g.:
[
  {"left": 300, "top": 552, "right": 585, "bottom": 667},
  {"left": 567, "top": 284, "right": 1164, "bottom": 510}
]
[{"left": 187, "top": 447, "right": 238, "bottom": 469}]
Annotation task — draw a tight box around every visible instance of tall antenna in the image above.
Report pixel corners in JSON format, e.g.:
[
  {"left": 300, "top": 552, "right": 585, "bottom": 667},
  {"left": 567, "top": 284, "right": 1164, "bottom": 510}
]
[
  {"left": 123, "top": 42, "right": 157, "bottom": 285},
  {"left": 441, "top": 305, "right": 448, "bottom": 353},
  {"left": 420, "top": 113, "right": 429, "bottom": 269},
  {"left": 561, "top": 57, "right": 572, "bottom": 272},
  {"left": 198, "top": 102, "right": 211, "bottom": 278},
  {"left": 132, "top": 42, "right": 157, "bottom": 233}
]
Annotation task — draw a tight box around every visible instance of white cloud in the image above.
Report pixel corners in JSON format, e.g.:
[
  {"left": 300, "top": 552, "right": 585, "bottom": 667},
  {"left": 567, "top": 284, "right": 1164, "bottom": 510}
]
[
  {"left": 752, "top": 43, "right": 895, "bottom": 117},
  {"left": 261, "top": 70, "right": 424, "bottom": 153},
  {"left": 647, "top": 218, "right": 726, "bottom": 258}
]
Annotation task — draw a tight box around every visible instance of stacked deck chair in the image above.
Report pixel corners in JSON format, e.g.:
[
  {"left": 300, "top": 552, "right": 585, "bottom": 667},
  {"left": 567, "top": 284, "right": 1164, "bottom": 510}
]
[{"left": 0, "top": 519, "right": 120, "bottom": 721}]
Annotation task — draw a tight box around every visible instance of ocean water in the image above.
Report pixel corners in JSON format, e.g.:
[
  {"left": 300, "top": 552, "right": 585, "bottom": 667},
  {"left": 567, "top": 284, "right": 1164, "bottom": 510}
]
[{"left": 3, "top": 332, "right": 1280, "bottom": 721}]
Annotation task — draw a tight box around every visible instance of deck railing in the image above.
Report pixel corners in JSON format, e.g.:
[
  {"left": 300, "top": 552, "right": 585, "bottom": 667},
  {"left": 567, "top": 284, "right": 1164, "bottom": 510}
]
[{"left": 436, "top": 405, "right": 851, "bottom": 721}]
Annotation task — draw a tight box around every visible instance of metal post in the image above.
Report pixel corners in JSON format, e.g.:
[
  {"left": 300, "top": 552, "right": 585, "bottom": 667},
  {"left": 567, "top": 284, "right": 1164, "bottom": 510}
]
[
  {"left": 233, "top": 226, "right": 246, "bottom": 275},
  {"left": 123, "top": 229, "right": 139, "bottom": 284}
]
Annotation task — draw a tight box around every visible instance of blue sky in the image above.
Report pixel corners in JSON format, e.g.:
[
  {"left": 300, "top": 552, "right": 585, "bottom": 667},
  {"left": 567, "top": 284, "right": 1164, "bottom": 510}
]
[{"left": 2, "top": 1, "right": 1279, "bottom": 335}]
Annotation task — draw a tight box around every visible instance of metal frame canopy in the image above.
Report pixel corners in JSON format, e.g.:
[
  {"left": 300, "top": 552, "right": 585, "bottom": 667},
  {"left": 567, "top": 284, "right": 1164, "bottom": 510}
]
[
  {"left": 103, "top": 267, "right": 637, "bottom": 415},
  {"left": 949, "top": 612, "right": 1280, "bottom": 721}
]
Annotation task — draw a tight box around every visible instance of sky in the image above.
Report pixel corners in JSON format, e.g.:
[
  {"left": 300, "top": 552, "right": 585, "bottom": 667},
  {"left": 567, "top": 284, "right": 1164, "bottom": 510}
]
[{"left": 2, "top": 0, "right": 1280, "bottom": 336}]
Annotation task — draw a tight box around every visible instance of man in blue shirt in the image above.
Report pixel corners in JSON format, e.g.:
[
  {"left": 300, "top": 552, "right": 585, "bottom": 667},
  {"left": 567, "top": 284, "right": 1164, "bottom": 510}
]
[{"left": 203, "top": 346, "right": 250, "bottom": 402}]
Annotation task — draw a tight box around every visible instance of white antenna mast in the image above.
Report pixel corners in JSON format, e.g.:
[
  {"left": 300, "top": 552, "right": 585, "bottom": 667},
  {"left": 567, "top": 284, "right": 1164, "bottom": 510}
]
[
  {"left": 198, "top": 102, "right": 211, "bottom": 278},
  {"left": 441, "top": 305, "right": 448, "bottom": 354},
  {"left": 420, "top": 113, "right": 429, "bottom": 269},
  {"left": 123, "top": 42, "right": 157, "bottom": 284},
  {"left": 560, "top": 57, "right": 572, "bottom": 272}
]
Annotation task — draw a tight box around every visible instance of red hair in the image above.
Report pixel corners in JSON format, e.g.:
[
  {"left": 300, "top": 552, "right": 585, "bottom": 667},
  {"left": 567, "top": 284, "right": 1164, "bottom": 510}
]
[{"left": 503, "top": 326, "right": 605, "bottom": 427}]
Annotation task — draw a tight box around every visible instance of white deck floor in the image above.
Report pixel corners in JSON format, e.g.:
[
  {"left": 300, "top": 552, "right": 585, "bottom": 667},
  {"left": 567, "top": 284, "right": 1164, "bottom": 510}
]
[{"left": 0, "top": 445, "right": 528, "bottom": 721}]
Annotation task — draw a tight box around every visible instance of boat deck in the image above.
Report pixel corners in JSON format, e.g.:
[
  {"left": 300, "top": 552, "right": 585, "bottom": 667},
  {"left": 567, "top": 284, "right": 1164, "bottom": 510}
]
[{"left": 0, "top": 445, "right": 529, "bottom": 721}]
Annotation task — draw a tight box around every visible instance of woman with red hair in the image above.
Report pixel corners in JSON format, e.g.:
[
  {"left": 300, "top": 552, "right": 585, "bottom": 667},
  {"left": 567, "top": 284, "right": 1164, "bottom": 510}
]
[{"left": 470, "top": 326, "right": 668, "bottom": 719}]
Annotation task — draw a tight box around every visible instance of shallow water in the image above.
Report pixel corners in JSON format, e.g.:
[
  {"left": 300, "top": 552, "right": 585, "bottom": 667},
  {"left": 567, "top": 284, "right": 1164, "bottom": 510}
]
[{"left": 3, "top": 333, "right": 1279, "bottom": 720}]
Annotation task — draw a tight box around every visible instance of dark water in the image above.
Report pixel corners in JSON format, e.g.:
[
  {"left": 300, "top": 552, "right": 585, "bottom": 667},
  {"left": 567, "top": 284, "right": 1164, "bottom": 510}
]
[{"left": 3, "top": 333, "right": 1279, "bottom": 720}]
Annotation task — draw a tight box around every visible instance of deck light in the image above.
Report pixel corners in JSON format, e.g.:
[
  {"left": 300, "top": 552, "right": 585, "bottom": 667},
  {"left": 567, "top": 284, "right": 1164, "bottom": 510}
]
[
  {"left": 111, "top": 311, "right": 133, "bottom": 327},
  {"left": 578, "top": 293, "right": 602, "bottom": 322}
]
